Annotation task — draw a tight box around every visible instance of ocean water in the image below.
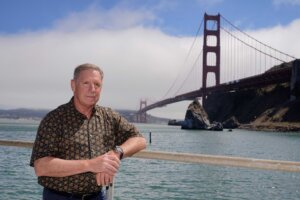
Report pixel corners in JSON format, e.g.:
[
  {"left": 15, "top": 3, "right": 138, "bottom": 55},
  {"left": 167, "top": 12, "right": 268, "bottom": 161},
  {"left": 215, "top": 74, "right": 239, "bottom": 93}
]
[{"left": 0, "top": 120, "right": 300, "bottom": 200}]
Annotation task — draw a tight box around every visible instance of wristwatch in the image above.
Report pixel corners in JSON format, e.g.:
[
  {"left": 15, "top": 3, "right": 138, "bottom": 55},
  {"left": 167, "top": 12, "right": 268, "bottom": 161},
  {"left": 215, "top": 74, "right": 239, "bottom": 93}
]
[{"left": 114, "top": 146, "right": 124, "bottom": 160}]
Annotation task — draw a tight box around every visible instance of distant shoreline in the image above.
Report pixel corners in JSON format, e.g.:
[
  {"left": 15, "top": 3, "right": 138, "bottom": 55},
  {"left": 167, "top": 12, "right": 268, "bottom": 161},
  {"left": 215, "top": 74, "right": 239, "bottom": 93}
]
[
  {"left": 240, "top": 122, "right": 300, "bottom": 132},
  {"left": 1, "top": 117, "right": 299, "bottom": 132},
  {"left": 0, "top": 118, "right": 40, "bottom": 124},
  {"left": 0, "top": 108, "right": 169, "bottom": 124}
]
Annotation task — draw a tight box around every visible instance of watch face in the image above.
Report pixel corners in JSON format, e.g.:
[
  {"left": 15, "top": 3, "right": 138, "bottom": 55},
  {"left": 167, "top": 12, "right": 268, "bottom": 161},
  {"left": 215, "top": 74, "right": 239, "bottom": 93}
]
[{"left": 115, "top": 146, "right": 124, "bottom": 159}]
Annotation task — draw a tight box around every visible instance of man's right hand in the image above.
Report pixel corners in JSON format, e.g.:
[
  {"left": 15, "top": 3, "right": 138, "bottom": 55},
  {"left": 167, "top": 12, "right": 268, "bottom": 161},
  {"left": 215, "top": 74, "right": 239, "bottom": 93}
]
[
  {"left": 88, "top": 153, "right": 120, "bottom": 176},
  {"left": 95, "top": 172, "right": 113, "bottom": 186}
]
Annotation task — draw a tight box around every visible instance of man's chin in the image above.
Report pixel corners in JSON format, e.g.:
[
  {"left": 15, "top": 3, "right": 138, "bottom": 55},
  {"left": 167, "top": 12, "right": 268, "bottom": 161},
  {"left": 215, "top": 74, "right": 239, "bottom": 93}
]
[{"left": 86, "top": 98, "right": 98, "bottom": 105}]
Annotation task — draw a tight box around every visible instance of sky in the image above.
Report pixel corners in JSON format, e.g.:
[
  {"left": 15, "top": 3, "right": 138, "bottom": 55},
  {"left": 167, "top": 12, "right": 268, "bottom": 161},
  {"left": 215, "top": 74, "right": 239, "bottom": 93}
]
[{"left": 0, "top": 0, "right": 300, "bottom": 119}]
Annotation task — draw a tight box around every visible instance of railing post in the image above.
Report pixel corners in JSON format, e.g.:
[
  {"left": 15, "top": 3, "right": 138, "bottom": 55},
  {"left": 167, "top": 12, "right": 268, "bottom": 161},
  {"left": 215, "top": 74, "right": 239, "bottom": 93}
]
[{"left": 106, "top": 183, "right": 114, "bottom": 200}]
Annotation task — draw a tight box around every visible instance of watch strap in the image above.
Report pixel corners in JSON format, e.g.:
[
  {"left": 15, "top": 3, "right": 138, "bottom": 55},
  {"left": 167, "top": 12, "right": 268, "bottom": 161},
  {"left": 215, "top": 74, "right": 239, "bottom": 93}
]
[{"left": 115, "top": 146, "right": 124, "bottom": 160}]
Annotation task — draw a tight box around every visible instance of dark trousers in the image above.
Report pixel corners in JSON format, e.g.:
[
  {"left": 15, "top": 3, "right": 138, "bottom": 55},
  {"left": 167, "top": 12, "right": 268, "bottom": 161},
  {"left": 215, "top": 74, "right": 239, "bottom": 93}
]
[{"left": 43, "top": 187, "right": 107, "bottom": 200}]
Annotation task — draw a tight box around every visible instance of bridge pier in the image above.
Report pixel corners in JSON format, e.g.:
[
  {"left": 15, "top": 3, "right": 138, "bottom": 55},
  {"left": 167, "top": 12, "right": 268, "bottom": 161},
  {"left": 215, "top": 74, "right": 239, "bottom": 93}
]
[
  {"left": 291, "top": 59, "right": 300, "bottom": 100},
  {"left": 202, "top": 89, "right": 208, "bottom": 109},
  {"left": 202, "top": 13, "right": 221, "bottom": 109},
  {"left": 136, "top": 100, "right": 147, "bottom": 123}
]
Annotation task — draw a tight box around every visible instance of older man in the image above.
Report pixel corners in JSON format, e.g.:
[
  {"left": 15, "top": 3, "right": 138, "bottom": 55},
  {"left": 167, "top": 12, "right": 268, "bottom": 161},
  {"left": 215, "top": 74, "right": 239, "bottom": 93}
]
[{"left": 30, "top": 63, "right": 146, "bottom": 200}]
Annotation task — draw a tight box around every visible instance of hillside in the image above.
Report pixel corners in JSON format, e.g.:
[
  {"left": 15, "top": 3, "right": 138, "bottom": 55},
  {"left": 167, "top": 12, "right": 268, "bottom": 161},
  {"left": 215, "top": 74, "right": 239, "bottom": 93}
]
[{"left": 205, "top": 83, "right": 300, "bottom": 131}]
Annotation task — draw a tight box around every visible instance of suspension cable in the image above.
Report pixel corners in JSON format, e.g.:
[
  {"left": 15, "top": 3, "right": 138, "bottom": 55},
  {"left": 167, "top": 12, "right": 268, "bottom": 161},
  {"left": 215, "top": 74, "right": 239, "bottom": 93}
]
[
  {"left": 161, "top": 17, "right": 204, "bottom": 99},
  {"left": 174, "top": 49, "right": 203, "bottom": 95},
  {"left": 221, "top": 26, "right": 286, "bottom": 63},
  {"left": 221, "top": 15, "right": 296, "bottom": 60}
]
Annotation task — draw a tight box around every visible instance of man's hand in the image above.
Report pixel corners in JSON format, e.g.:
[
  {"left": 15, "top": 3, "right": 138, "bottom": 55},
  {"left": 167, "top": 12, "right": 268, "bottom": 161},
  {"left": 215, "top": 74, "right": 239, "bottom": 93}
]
[
  {"left": 95, "top": 172, "right": 114, "bottom": 186},
  {"left": 94, "top": 151, "right": 120, "bottom": 186},
  {"left": 88, "top": 152, "right": 120, "bottom": 176}
]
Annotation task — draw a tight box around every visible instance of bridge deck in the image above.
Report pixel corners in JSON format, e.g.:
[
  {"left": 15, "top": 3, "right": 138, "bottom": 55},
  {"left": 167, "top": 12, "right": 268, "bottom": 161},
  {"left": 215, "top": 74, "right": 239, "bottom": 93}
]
[{"left": 138, "top": 66, "right": 291, "bottom": 113}]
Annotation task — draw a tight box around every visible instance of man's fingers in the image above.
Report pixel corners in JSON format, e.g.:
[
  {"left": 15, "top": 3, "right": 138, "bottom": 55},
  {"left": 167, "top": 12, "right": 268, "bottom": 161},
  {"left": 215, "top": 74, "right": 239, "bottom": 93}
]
[
  {"left": 90, "top": 154, "right": 121, "bottom": 174},
  {"left": 105, "top": 154, "right": 121, "bottom": 165},
  {"left": 95, "top": 173, "right": 113, "bottom": 186},
  {"left": 101, "top": 154, "right": 120, "bottom": 174},
  {"left": 96, "top": 173, "right": 101, "bottom": 186}
]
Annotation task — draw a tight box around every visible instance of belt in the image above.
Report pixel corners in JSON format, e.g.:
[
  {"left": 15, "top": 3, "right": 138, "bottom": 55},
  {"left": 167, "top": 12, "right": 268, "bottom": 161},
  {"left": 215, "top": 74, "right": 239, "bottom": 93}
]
[{"left": 45, "top": 188, "right": 101, "bottom": 200}]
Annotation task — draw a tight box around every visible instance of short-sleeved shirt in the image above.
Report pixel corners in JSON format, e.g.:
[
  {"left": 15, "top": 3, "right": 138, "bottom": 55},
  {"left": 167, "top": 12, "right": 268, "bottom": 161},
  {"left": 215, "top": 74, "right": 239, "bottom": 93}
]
[{"left": 30, "top": 98, "right": 143, "bottom": 194}]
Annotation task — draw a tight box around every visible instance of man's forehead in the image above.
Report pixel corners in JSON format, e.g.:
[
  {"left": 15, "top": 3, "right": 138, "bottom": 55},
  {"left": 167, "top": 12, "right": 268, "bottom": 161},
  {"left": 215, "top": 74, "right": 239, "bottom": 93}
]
[{"left": 78, "top": 69, "right": 102, "bottom": 78}]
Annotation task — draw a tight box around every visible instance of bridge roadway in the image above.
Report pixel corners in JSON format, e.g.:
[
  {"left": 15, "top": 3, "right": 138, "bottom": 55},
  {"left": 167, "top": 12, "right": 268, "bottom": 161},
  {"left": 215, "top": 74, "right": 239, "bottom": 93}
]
[{"left": 138, "top": 65, "right": 292, "bottom": 113}]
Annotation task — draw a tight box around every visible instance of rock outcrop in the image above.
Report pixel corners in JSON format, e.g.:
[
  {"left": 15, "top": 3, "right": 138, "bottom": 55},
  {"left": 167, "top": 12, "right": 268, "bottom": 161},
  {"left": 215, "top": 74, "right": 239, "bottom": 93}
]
[
  {"left": 168, "top": 119, "right": 184, "bottom": 126},
  {"left": 181, "top": 100, "right": 210, "bottom": 129},
  {"left": 181, "top": 99, "right": 223, "bottom": 131},
  {"left": 209, "top": 121, "right": 224, "bottom": 131},
  {"left": 222, "top": 116, "right": 240, "bottom": 129}
]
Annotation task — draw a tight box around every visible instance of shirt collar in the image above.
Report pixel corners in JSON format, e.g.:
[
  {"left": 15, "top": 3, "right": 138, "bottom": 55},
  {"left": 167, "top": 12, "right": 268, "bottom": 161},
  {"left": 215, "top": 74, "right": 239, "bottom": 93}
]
[{"left": 69, "top": 97, "right": 101, "bottom": 118}]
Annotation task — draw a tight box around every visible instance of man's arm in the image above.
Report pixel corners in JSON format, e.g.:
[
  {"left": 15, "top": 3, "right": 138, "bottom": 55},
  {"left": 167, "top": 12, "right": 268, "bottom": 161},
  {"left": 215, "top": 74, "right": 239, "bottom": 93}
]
[
  {"left": 33, "top": 153, "right": 120, "bottom": 177},
  {"left": 95, "top": 136, "right": 147, "bottom": 186},
  {"left": 119, "top": 136, "right": 147, "bottom": 159}
]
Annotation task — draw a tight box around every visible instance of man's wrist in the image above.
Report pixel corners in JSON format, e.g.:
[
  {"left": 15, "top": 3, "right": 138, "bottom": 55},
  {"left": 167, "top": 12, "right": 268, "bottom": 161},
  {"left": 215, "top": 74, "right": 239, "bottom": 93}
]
[
  {"left": 114, "top": 146, "right": 124, "bottom": 160},
  {"left": 84, "top": 159, "right": 93, "bottom": 173}
]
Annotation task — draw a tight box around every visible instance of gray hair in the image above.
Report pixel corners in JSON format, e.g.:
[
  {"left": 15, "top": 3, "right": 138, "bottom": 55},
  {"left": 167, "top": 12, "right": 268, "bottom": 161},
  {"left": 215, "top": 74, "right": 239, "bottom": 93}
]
[{"left": 73, "top": 63, "right": 104, "bottom": 80}]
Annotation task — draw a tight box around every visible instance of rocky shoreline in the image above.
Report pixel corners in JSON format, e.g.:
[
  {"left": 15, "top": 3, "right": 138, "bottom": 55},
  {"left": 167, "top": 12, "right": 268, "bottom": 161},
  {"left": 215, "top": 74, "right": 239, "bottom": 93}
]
[
  {"left": 240, "top": 122, "right": 300, "bottom": 132},
  {"left": 199, "top": 60, "right": 300, "bottom": 132},
  {"left": 173, "top": 87, "right": 300, "bottom": 132},
  {"left": 203, "top": 84, "right": 300, "bottom": 132}
]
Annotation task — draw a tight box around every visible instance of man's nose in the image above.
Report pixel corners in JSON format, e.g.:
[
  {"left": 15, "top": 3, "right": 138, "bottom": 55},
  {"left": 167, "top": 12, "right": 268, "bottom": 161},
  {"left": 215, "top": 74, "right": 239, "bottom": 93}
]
[{"left": 89, "top": 83, "right": 96, "bottom": 91}]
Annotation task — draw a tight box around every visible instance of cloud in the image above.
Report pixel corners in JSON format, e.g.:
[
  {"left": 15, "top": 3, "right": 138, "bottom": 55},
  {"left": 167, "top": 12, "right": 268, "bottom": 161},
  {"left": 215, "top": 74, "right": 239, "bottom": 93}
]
[
  {"left": 196, "top": 0, "right": 224, "bottom": 6},
  {"left": 52, "top": 3, "right": 156, "bottom": 31},
  {"left": 0, "top": 5, "right": 299, "bottom": 119},
  {"left": 273, "top": 0, "right": 300, "bottom": 6},
  {"left": 0, "top": 7, "right": 190, "bottom": 116},
  {"left": 218, "top": 18, "right": 300, "bottom": 85}
]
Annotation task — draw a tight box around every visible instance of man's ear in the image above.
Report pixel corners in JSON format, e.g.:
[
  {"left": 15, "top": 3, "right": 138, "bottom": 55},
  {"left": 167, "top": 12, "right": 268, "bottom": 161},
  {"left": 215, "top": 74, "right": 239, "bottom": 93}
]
[{"left": 71, "top": 79, "right": 75, "bottom": 92}]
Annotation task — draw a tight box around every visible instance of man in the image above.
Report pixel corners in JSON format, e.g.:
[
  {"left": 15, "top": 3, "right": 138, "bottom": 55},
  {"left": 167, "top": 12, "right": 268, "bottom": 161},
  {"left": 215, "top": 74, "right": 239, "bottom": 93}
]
[{"left": 30, "top": 63, "right": 146, "bottom": 200}]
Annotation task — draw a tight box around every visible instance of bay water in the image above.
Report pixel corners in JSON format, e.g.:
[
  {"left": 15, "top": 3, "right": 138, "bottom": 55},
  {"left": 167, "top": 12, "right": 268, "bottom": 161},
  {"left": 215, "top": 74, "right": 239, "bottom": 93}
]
[{"left": 0, "top": 120, "right": 300, "bottom": 200}]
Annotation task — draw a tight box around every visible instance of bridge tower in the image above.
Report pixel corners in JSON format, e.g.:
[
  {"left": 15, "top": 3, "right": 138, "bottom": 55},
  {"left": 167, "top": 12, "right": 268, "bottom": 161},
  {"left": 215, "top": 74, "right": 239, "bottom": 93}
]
[
  {"left": 202, "top": 13, "right": 221, "bottom": 107},
  {"left": 136, "top": 100, "right": 147, "bottom": 123}
]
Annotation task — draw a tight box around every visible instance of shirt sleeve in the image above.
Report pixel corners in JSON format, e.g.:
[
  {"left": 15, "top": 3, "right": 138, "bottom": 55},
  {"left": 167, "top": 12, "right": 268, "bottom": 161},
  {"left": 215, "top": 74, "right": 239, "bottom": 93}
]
[
  {"left": 29, "top": 113, "right": 61, "bottom": 167},
  {"left": 111, "top": 110, "right": 144, "bottom": 146}
]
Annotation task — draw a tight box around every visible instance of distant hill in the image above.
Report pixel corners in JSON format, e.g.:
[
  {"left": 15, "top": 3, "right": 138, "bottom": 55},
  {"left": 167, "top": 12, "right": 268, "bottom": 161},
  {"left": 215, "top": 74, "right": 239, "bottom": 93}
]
[
  {"left": 0, "top": 108, "right": 169, "bottom": 124},
  {"left": 114, "top": 109, "right": 170, "bottom": 124},
  {"left": 0, "top": 108, "right": 49, "bottom": 120}
]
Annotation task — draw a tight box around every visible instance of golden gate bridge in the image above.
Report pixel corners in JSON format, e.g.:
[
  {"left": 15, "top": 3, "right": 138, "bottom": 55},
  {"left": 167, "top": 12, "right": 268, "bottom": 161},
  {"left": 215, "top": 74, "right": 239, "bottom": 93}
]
[{"left": 136, "top": 13, "right": 298, "bottom": 122}]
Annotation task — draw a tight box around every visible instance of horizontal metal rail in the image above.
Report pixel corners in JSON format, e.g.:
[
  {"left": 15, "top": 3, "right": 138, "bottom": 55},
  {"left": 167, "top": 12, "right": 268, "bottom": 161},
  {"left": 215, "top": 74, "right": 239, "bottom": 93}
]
[
  {"left": 134, "top": 151, "right": 300, "bottom": 173},
  {"left": 1, "top": 139, "right": 300, "bottom": 173},
  {"left": 0, "top": 140, "right": 33, "bottom": 148}
]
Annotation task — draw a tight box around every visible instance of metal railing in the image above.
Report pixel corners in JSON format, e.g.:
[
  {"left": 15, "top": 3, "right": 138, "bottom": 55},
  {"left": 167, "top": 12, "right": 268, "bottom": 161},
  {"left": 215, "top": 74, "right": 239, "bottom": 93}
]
[{"left": 1, "top": 140, "right": 300, "bottom": 172}]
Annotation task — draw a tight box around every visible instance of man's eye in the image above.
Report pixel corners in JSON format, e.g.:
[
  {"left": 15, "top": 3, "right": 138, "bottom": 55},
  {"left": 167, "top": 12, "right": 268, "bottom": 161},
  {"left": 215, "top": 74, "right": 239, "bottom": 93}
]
[{"left": 82, "top": 82, "right": 89, "bottom": 87}]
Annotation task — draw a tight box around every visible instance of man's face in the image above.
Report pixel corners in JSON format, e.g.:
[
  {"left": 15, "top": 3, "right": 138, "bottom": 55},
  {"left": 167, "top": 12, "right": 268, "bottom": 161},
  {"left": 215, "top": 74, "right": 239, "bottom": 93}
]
[{"left": 71, "top": 69, "right": 102, "bottom": 109}]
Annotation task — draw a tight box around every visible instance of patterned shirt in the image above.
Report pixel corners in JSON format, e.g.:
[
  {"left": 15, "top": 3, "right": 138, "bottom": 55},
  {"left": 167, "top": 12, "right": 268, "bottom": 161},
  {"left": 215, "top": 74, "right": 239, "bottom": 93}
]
[{"left": 30, "top": 98, "right": 143, "bottom": 194}]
